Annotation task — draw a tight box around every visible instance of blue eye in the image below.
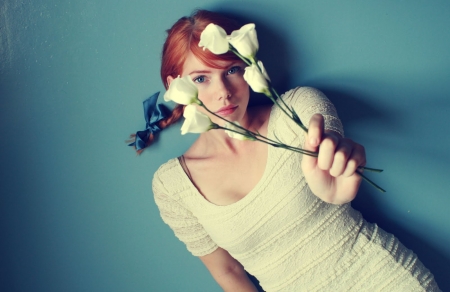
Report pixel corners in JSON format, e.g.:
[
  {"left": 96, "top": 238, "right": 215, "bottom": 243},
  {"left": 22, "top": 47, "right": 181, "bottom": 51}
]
[
  {"left": 227, "top": 66, "right": 240, "bottom": 75},
  {"left": 193, "top": 76, "right": 206, "bottom": 83}
]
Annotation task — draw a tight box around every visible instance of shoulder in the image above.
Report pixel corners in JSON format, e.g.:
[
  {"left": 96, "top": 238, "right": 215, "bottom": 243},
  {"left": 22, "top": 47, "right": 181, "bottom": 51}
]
[
  {"left": 267, "top": 86, "right": 327, "bottom": 120},
  {"left": 282, "top": 86, "right": 344, "bottom": 136},
  {"left": 246, "top": 87, "right": 327, "bottom": 129},
  {"left": 153, "top": 158, "right": 178, "bottom": 178},
  {"left": 281, "top": 86, "right": 327, "bottom": 104},
  {"left": 152, "top": 157, "right": 195, "bottom": 207},
  {"left": 152, "top": 158, "right": 181, "bottom": 193}
]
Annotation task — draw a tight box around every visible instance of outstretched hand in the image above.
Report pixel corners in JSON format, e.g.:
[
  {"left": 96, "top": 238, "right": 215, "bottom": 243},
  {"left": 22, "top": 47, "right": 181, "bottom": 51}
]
[{"left": 301, "top": 114, "right": 366, "bottom": 204}]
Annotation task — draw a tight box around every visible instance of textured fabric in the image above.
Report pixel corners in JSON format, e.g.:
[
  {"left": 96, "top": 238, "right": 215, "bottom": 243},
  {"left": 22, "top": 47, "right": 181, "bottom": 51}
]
[{"left": 152, "top": 87, "right": 440, "bottom": 291}]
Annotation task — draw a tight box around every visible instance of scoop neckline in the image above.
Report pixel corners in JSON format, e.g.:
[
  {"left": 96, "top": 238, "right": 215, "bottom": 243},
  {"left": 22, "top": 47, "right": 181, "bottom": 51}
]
[{"left": 175, "top": 105, "right": 277, "bottom": 208}]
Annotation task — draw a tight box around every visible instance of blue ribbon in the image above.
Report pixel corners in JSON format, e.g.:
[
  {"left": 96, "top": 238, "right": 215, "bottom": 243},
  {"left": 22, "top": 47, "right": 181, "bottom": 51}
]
[{"left": 129, "top": 92, "right": 170, "bottom": 150}]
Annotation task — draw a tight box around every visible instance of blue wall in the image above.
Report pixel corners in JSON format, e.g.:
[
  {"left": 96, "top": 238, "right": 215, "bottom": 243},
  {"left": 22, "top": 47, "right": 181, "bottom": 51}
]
[{"left": 1, "top": 0, "right": 449, "bottom": 291}]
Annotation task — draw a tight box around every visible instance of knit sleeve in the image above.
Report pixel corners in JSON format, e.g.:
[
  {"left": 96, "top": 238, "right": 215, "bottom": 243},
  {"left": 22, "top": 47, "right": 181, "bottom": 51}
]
[
  {"left": 152, "top": 166, "right": 218, "bottom": 257},
  {"left": 282, "top": 87, "right": 344, "bottom": 136}
]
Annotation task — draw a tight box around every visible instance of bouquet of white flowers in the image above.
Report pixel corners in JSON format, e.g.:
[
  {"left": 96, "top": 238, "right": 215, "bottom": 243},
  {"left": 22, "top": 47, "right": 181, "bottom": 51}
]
[{"left": 161, "top": 23, "right": 384, "bottom": 192}]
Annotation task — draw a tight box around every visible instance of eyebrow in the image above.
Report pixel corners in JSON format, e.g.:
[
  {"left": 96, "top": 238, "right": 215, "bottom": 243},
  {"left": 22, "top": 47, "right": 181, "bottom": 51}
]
[
  {"left": 188, "top": 62, "right": 243, "bottom": 76},
  {"left": 188, "top": 69, "right": 211, "bottom": 75}
]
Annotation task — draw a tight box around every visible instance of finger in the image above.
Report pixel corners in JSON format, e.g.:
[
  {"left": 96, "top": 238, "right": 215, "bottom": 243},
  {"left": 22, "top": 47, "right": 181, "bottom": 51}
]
[
  {"left": 342, "top": 143, "right": 366, "bottom": 177},
  {"left": 302, "top": 130, "right": 319, "bottom": 171},
  {"left": 308, "top": 114, "right": 324, "bottom": 147},
  {"left": 329, "top": 139, "right": 354, "bottom": 177},
  {"left": 302, "top": 114, "right": 324, "bottom": 171},
  {"left": 317, "top": 131, "right": 340, "bottom": 171}
]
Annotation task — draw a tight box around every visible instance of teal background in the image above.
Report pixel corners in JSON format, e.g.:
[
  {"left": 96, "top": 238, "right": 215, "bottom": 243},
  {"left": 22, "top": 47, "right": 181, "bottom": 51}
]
[{"left": 1, "top": 0, "right": 449, "bottom": 291}]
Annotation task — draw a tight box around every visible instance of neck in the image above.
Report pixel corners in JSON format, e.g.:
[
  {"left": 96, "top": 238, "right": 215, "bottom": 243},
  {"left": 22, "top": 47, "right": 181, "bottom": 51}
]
[{"left": 201, "top": 111, "right": 254, "bottom": 153}]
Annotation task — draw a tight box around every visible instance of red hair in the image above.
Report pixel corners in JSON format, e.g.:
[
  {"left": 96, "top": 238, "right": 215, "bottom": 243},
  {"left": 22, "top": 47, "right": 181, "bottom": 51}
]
[
  {"left": 131, "top": 10, "right": 242, "bottom": 153},
  {"left": 161, "top": 10, "right": 242, "bottom": 86}
]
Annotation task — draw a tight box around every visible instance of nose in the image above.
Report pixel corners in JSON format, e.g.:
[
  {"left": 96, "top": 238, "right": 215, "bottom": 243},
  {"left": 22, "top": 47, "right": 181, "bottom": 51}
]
[{"left": 215, "top": 76, "right": 231, "bottom": 100}]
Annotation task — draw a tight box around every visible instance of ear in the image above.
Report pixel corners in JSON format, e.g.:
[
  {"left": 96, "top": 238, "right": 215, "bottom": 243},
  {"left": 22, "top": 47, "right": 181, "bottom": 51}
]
[{"left": 166, "top": 76, "right": 174, "bottom": 88}]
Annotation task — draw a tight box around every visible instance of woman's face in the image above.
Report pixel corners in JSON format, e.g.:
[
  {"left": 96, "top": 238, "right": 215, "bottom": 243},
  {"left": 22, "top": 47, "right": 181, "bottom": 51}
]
[{"left": 174, "top": 51, "right": 250, "bottom": 125}]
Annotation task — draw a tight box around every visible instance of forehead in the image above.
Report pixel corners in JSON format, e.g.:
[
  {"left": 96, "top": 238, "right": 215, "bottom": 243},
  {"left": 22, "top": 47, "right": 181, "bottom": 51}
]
[{"left": 181, "top": 51, "right": 237, "bottom": 76}]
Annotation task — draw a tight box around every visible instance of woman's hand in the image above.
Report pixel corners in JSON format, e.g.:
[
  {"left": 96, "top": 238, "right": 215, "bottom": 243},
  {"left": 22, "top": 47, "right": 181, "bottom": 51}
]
[{"left": 301, "top": 114, "right": 366, "bottom": 204}]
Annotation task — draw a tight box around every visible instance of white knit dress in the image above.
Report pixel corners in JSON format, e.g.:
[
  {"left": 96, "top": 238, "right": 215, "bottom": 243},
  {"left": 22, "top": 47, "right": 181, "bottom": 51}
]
[{"left": 152, "top": 87, "right": 440, "bottom": 291}]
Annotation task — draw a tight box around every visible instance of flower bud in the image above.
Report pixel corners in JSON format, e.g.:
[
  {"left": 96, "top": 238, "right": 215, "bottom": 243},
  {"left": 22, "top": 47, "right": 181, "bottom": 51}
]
[
  {"left": 243, "top": 61, "right": 271, "bottom": 96},
  {"left": 228, "top": 24, "right": 259, "bottom": 62},
  {"left": 224, "top": 121, "right": 255, "bottom": 141},
  {"left": 181, "top": 105, "right": 213, "bottom": 134},
  {"left": 198, "top": 23, "right": 229, "bottom": 54},
  {"left": 164, "top": 76, "right": 199, "bottom": 105}
]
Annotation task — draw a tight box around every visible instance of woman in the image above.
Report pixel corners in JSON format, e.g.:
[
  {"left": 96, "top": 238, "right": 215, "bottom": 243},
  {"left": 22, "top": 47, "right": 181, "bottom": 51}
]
[{"left": 147, "top": 10, "right": 440, "bottom": 291}]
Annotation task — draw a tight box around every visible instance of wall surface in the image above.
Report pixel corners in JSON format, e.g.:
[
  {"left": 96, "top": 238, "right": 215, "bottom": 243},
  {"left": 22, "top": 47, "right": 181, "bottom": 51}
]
[{"left": 1, "top": 0, "right": 449, "bottom": 291}]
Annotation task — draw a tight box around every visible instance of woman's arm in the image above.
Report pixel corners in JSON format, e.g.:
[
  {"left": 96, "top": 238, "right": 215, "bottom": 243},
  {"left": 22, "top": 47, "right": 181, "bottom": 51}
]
[
  {"left": 200, "top": 247, "right": 258, "bottom": 292},
  {"left": 279, "top": 87, "right": 363, "bottom": 204}
]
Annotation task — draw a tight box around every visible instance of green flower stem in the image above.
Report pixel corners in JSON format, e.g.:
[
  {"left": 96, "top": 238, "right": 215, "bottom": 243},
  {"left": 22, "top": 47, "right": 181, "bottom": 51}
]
[
  {"left": 202, "top": 101, "right": 381, "bottom": 169},
  {"left": 227, "top": 46, "right": 298, "bottom": 125},
  {"left": 199, "top": 100, "right": 384, "bottom": 192},
  {"left": 228, "top": 46, "right": 307, "bottom": 133},
  {"left": 265, "top": 91, "right": 298, "bottom": 125},
  {"left": 356, "top": 170, "right": 386, "bottom": 193},
  {"left": 227, "top": 46, "right": 305, "bottom": 131},
  {"left": 358, "top": 166, "right": 383, "bottom": 173},
  {"left": 216, "top": 122, "right": 385, "bottom": 193},
  {"left": 229, "top": 46, "right": 252, "bottom": 66},
  {"left": 199, "top": 101, "right": 316, "bottom": 156},
  {"left": 222, "top": 46, "right": 384, "bottom": 191},
  {"left": 214, "top": 125, "right": 318, "bottom": 156},
  {"left": 203, "top": 103, "right": 282, "bottom": 147},
  {"left": 269, "top": 86, "right": 309, "bottom": 133}
]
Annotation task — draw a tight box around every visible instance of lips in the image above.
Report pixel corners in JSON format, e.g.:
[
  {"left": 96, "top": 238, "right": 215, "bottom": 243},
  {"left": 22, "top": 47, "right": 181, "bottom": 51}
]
[{"left": 216, "top": 105, "right": 238, "bottom": 116}]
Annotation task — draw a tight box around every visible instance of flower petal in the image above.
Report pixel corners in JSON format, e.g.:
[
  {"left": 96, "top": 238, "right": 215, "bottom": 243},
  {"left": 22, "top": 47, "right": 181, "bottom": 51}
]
[
  {"left": 243, "top": 62, "right": 270, "bottom": 95},
  {"left": 228, "top": 23, "right": 259, "bottom": 61},
  {"left": 224, "top": 121, "right": 254, "bottom": 141},
  {"left": 164, "top": 76, "right": 199, "bottom": 105},
  {"left": 181, "top": 105, "right": 212, "bottom": 134},
  {"left": 199, "top": 23, "right": 229, "bottom": 55}
]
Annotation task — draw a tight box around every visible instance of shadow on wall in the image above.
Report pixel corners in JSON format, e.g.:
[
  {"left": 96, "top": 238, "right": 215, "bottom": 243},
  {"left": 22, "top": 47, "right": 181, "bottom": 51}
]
[{"left": 211, "top": 5, "right": 450, "bottom": 291}]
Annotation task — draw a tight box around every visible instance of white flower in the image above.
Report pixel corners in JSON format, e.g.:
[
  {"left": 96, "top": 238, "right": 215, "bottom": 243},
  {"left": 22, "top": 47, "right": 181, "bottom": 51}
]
[
  {"left": 181, "top": 105, "right": 213, "bottom": 135},
  {"left": 164, "top": 76, "right": 199, "bottom": 105},
  {"left": 243, "top": 61, "right": 271, "bottom": 96},
  {"left": 224, "top": 121, "right": 255, "bottom": 141},
  {"left": 256, "top": 60, "right": 271, "bottom": 81},
  {"left": 198, "top": 23, "right": 229, "bottom": 54},
  {"left": 228, "top": 23, "right": 259, "bottom": 62}
]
